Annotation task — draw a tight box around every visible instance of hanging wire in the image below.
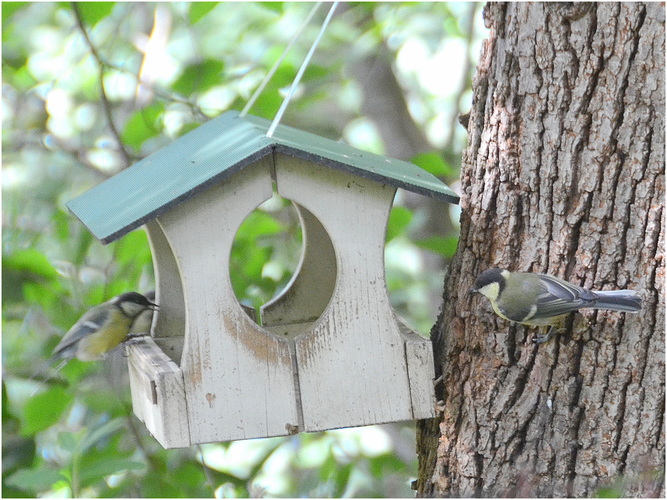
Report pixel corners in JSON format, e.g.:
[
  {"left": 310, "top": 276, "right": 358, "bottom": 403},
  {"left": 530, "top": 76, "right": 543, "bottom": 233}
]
[
  {"left": 266, "top": 1, "right": 339, "bottom": 138},
  {"left": 240, "top": 3, "right": 322, "bottom": 117}
]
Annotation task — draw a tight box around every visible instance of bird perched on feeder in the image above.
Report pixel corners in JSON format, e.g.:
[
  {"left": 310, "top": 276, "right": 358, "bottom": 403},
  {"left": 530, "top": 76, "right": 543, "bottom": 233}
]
[
  {"left": 52, "top": 292, "right": 158, "bottom": 362},
  {"left": 469, "top": 268, "right": 642, "bottom": 343},
  {"left": 127, "top": 290, "right": 156, "bottom": 338}
]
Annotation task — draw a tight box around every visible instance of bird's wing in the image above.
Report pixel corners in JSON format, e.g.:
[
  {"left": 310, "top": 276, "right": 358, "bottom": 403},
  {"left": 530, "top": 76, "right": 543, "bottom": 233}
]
[
  {"left": 530, "top": 274, "right": 597, "bottom": 319},
  {"left": 53, "top": 307, "right": 111, "bottom": 355}
]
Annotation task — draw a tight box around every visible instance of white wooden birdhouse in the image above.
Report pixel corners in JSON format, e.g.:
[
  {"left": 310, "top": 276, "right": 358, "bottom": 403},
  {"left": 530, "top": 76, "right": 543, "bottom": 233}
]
[{"left": 67, "top": 111, "right": 459, "bottom": 449}]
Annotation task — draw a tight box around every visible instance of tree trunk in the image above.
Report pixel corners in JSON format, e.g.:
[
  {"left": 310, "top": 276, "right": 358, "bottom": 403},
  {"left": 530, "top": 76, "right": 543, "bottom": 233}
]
[{"left": 417, "top": 3, "right": 664, "bottom": 497}]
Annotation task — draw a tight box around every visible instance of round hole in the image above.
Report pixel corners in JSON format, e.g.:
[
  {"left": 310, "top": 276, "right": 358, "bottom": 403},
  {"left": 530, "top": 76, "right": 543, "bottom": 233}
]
[
  {"left": 231, "top": 190, "right": 443, "bottom": 339},
  {"left": 230, "top": 192, "right": 337, "bottom": 338}
]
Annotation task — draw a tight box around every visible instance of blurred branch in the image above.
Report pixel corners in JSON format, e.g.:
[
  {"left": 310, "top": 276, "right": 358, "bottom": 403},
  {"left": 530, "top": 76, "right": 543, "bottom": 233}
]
[
  {"left": 348, "top": 43, "right": 431, "bottom": 159},
  {"left": 71, "top": 3, "right": 132, "bottom": 168},
  {"left": 97, "top": 59, "right": 211, "bottom": 120},
  {"left": 443, "top": 2, "right": 479, "bottom": 154},
  {"left": 46, "top": 134, "right": 122, "bottom": 179},
  {"left": 121, "top": 402, "right": 166, "bottom": 480},
  {"left": 197, "top": 444, "right": 217, "bottom": 496}
]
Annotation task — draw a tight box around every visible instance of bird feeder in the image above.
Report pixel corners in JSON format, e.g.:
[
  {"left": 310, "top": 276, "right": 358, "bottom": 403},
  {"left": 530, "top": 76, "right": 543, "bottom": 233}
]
[{"left": 67, "top": 110, "right": 459, "bottom": 449}]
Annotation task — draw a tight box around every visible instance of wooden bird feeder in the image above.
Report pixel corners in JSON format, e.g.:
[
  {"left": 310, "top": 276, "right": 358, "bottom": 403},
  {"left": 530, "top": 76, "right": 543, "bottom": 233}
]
[{"left": 67, "top": 110, "right": 459, "bottom": 448}]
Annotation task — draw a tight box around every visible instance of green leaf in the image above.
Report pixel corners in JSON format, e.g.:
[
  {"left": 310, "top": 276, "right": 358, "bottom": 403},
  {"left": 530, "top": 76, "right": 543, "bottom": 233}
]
[
  {"left": 22, "top": 279, "right": 64, "bottom": 313},
  {"left": 113, "top": 230, "right": 151, "bottom": 268},
  {"left": 78, "top": 418, "right": 125, "bottom": 453},
  {"left": 258, "top": 2, "right": 284, "bottom": 13},
  {"left": 386, "top": 206, "right": 413, "bottom": 241},
  {"left": 319, "top": 452, "right": 337, "bottom": 480},
  {"left": 73, "top": 229, "right": 95, "bottom": 267},
  {"left": 414, "top": 235, "right": 459, "bottom": 258},
  {"left": 176, "top": 121, "right": 200, "bottom": 138},
  {"left": 249, "top": 64, "right": 294, "bottom": 117},
  {"left": 302, "top": 64, "right": 329, "bottom": 82},
  {"left": 5, "top": 467, "right": 67, "bottom": 494},
  {"left": 3, "top": 249, "right": 58, "bottom": 279},
  {"left": 3, "top": 65, "right": 37, "bottom": 90},
  {"left": 75, "top": 2, "right": 115, "bottom": 26},
  {"left": 170, "top": 462, "right": 209, "bottom": 490},
  {"left": 368, "top": 452, "right": 407, "bottom": 477},
  {"left": 251, "top": 92, "right": 282, "bottom": 119},
  {"left": 53, "top": 209, "right": 71, "bottom": 242},
  {"left": 22, "top": 387, "right": 72, "bottom": 436},
  {"left": 3, "top": 383, "right": 37, "bottom": 476},
  {"left": 78, "top": 457, "right": 145, "bottom": 485},
  {"left": 331, "top": 462, "right": 353, "bottom": 497},
  {"left": 2, "top": 2, "right": 28, "bottom": 24},
  {"left": 4, "top": 252, "right": 63, "bottom": 305},
  {"left": 3, "top": 382, "right": 16, "bottom": 424},
  {"left": 171, "top": 60, "right": 225, "bottom": 96},
  {"left": 411, "top": 152, "right": 454, "bottom": 177},
  {"left": 121, "top": 103, "right": 165, "bottom": 150},
  {"left": 235, "top": 211, "right": 284, "bottom": 242},
  {"left": 189, "top": 2, "right": 218, "bottom": 23},
  {"left": 58, "top": 431, "right": 78, "bottom": 453}
]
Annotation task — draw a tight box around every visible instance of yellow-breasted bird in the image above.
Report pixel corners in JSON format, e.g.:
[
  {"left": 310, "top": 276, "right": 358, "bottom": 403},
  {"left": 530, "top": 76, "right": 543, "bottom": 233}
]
[
  {"left": 52, "top": 292, "right": 158, "bottom": 362},
  {"left": 470, "top": 268, "right": 642, "bottom": 343}
]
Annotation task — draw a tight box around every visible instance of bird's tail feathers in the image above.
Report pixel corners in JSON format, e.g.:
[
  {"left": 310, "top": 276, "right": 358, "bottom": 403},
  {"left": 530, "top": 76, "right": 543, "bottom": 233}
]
[{"left": 595, "top": 290, "right": 642, "bottom": 312}]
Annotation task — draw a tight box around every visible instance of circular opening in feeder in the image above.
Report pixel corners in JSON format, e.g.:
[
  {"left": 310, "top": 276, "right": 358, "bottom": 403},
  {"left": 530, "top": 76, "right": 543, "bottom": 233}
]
[
  {"left": 230, "top": 189, "right": 443, "bottom": 339},
  {"left": 230, "top": 192, "right": 337, "bottom": 337}
]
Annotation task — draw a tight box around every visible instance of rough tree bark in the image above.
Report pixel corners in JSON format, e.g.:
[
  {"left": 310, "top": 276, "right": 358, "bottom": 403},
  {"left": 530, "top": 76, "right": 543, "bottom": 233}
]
[{"left": 417, "top": 3, "right": 664, "bottom": 497}]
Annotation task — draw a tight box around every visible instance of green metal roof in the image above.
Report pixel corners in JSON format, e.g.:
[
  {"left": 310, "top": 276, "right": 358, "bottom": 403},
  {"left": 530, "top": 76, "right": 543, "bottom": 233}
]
[{"left": 67, "top": 110, "right": 459, "bottom": 244}]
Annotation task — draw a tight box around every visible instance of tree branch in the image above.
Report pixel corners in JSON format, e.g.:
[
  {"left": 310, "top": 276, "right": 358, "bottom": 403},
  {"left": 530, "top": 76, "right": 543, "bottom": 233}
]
[
  {"left": 443, "top": 2, "right": 479, "bottom": 155},
  {"left": 71, "top": 3, "right": 132, "bottom": 168}
]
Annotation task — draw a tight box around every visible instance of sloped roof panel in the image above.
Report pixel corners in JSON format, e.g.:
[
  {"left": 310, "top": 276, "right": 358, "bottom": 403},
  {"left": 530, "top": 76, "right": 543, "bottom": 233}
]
[
  {"left": 67, "top": 111, "right": 459, "bottom": 243},
  {"left": 247, "top": 114, "right": 459, "bottom": 204}
]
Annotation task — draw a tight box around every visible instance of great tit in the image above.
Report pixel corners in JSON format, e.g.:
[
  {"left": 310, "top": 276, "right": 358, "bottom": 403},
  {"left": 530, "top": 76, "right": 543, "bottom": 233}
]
[
  {"left": 127, "top": 290, "right": 156, "bottom": 338},
  {"left": 470, "top": 268, "right": 642, "bottom": 343},
  {"left": 52, "top": 292, "right": 159, "bottom": 362}
]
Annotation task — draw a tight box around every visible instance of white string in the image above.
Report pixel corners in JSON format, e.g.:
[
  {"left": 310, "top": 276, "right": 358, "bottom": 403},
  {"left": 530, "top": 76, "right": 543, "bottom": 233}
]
[
  {"left": 267, "top": 1, "right": 339, "bottom": 138},
  {"left": 240, "top": 2, "right": 322, "bottom": 118}
]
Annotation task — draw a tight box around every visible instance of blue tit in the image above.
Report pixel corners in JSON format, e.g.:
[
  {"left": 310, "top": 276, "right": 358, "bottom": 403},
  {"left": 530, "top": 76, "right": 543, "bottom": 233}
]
[
  {"left": 470, "top": 268, "right": 642, "bottom": 343},
  {"left": 52, "top": 292, "right": 158, "bottom": 362}
]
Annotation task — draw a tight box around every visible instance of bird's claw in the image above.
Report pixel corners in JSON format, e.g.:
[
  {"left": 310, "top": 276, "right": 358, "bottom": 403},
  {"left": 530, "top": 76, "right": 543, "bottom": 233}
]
[
  {"left": 533, "top": 326, "right": 564, "bottom": 344},
  {"left": 123, "top": 335, "right": 150, "bottom": 346}
]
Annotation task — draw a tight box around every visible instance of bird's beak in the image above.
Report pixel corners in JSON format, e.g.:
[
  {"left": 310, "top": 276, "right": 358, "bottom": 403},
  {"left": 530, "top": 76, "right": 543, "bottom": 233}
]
[
  {"left": 148, "top": 302, "right": 159, "bottom": 310},
  {"left": 468, "top": 287, "right": 478, "bottom": 296}
]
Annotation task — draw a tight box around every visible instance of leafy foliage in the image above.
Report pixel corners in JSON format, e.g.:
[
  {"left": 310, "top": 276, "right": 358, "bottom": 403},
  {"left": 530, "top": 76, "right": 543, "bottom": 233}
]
[{"left": 2, "top": 2, "right": 480, "bottom": 497}]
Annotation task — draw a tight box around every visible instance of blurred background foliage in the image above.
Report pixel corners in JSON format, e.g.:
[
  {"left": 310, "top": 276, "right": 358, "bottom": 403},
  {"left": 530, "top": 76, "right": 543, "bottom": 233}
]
[{"left": 3, "top": 2, "right": 484, "bottom": 497}]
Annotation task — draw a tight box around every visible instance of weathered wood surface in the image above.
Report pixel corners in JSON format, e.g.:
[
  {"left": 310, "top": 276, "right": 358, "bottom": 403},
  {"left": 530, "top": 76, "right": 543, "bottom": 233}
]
[
  {"left": 128, "top": 337, "right": 190, "bottom": 448},
  {"left": 275, "top": 155, "right": 435, "bottom": 431},
  {"left": 157, "top": 158, "right": 300, "bottom": 443}
]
